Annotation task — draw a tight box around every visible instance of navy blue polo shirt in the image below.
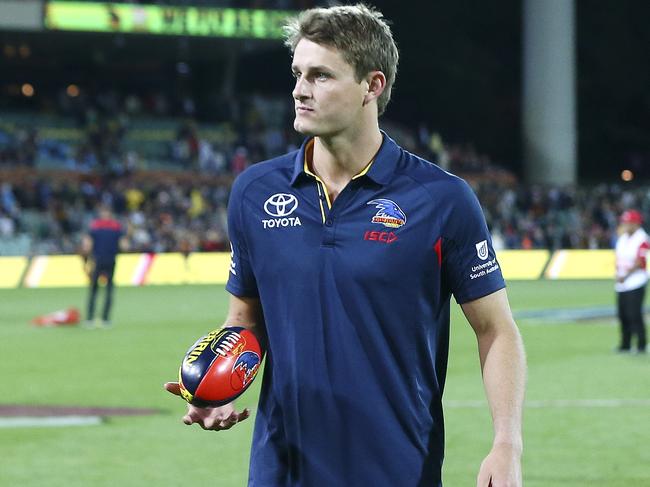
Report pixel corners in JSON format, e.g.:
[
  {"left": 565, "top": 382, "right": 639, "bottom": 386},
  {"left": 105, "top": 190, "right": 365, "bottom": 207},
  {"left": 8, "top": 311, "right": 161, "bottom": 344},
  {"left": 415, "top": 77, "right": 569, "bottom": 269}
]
[
  {"left": 89, "top": 218, "right": 123, "bottom": 267},
  {"left": 226, "top": 133, "right": 505, "bottom": 487}
]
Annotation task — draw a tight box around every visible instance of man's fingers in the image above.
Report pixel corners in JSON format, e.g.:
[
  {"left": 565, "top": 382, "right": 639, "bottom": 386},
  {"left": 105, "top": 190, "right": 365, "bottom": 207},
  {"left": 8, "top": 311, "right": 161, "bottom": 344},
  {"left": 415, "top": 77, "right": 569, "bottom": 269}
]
[
  {"left": 178, "top": 406, "right": 252, "bottom": 430},
  {"left": 164, "top": 382, "right": 182, "bottom": 396},
  {"left": 205, "top": 410, "right": 251, "bottom": 430},
  {"left": 224, "top": 410, "right": 247, "bottom": 428},
  {"left": 183, "top": 409, "right": 201, "bottom": 425},
  {"left": 200, "top": 417, "right": 219, "bottom": 430},
  {"left": 183, "top": 408, "right": 213, "bottom": 426},
  {"left": 219, "top": 411, "right": 239, "bottom": 430}
]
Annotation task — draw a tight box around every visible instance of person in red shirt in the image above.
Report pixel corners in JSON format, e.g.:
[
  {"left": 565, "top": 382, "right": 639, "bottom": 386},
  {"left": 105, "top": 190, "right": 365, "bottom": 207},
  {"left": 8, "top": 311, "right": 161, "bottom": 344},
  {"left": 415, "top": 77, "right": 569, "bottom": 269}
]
[
  {"left": 614, "top": 209, "right": 649, "bottom": 353},
  {"left": 81, "top": 204, "right": 129, "bottom": 327}
]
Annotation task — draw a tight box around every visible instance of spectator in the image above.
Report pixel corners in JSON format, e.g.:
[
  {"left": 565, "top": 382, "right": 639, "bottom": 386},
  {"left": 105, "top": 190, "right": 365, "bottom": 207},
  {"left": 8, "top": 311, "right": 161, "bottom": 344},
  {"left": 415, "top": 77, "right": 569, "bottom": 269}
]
[
  {"left": 614, "top": 209, "right": 649, "bottom": 354},
  {"left": 81, "top": 204, "right": 129, "bottom": 327}
]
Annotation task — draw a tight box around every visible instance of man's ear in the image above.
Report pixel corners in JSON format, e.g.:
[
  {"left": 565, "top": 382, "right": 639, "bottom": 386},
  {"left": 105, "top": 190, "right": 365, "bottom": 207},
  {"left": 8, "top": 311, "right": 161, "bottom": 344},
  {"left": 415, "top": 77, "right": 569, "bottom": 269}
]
[{"left": 363, "top": 71, "right": 387, "bottom": 106}]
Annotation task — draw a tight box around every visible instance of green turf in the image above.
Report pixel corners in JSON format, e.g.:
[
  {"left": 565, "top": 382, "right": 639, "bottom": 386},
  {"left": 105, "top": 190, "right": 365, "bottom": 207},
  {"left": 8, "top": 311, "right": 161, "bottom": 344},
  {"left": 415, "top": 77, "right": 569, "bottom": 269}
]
[{"left": 1, "top": 281, "right": 648, "bottom": 486}]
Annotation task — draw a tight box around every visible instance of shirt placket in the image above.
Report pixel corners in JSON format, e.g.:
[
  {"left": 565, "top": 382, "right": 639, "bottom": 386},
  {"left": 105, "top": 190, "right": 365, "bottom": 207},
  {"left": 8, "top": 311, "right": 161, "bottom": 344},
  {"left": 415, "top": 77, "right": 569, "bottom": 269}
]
[{"left": 319, "top": 180, "right": 362, "bottom": 247}]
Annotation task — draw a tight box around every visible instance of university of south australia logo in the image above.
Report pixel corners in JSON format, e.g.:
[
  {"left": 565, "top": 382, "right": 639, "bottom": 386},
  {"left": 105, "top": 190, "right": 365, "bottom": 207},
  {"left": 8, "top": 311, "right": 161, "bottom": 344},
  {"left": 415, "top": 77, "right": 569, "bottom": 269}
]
[
  {"left": 262, "top": 193, "right": 302, "bottom": 229},
  {"left": 475, "top": 240, "right": 489, "bottom": 260},
  {"left": 367, "top": 199, "right": 406, "bottom": 228}
]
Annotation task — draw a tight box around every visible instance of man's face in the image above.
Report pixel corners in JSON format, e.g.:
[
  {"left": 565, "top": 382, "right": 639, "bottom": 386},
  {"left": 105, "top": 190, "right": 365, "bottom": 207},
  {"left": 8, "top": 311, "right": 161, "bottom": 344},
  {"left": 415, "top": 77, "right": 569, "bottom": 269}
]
[
  {"left": 619, "top": 222, "right": 638, "bottom": 234},
  {"left": 291, "top": 39, "right": 368, "bottom": 137}
]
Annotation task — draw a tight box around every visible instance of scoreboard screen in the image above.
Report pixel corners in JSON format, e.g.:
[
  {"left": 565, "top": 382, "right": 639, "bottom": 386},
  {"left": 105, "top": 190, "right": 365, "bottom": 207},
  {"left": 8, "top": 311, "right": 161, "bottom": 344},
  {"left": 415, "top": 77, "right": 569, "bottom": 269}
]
[{"left": 44, "top": 1, "right": 294, "bottom": 39}]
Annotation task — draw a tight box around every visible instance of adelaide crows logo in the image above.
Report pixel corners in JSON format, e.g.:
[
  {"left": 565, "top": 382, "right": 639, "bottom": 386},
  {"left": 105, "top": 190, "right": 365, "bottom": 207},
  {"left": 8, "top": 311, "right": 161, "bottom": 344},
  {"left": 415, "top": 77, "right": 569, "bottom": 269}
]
[
  {"left": 367, "top": 199, "right": 407, "bottom": 228},
  {"left": 231, "top": 351, "right": 261, "bottom": 389}
]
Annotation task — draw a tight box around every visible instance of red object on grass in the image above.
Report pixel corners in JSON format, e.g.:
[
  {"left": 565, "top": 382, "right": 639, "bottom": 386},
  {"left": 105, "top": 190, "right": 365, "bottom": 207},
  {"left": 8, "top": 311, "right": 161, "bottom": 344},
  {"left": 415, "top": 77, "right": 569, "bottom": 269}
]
[{"left": 32, "top": 308, "right": 81, "bottom": 326}]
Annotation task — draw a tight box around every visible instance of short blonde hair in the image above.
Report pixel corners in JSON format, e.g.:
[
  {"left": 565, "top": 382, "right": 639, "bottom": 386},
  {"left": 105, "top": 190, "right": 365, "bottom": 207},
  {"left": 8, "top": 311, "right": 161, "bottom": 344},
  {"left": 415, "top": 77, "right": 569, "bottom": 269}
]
[{"left": 284, "top": 4, "right": 399, "bottom": 116}]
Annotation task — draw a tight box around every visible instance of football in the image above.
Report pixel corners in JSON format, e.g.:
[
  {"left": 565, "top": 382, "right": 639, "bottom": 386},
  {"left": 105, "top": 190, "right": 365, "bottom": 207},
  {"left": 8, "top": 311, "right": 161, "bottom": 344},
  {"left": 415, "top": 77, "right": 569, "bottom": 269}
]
[{"left": 178, "top": 326, "right": 263, "bottom": 407}]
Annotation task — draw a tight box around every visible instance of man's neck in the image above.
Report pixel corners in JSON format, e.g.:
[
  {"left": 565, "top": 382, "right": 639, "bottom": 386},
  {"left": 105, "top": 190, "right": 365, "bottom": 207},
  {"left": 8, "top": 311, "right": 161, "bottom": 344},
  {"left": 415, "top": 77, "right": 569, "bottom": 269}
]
[{"left": 310, "top": 125, "right": 383, "bottom": 197}]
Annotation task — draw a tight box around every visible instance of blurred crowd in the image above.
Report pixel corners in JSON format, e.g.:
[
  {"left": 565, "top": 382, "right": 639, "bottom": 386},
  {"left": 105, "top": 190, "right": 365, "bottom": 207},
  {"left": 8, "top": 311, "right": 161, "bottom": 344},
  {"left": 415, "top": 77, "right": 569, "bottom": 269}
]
[
  {"left": 1, "top": 88, "right": 648, "bottom": 255},
  {"left": 0, "top": 171, "right": 232, "bottom": 255},
  {"left": 477, "top": 183, "right": 648, "bottom": 251},
  {"left": 0, "top": 126, "right": 38, "bottom": 167},
  {"left": 2, "top": 163, "right": 649, "bottom": 257},
  {"left": 0, "top": 88, "right": 303, "bottom": 175}
]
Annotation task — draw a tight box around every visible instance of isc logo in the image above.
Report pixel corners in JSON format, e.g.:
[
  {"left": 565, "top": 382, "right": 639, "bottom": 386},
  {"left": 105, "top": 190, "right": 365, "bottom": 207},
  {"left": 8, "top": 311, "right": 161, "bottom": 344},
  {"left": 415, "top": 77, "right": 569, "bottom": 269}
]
[{"left": 363, "top": 230, "right": 398, "bottom": 244}]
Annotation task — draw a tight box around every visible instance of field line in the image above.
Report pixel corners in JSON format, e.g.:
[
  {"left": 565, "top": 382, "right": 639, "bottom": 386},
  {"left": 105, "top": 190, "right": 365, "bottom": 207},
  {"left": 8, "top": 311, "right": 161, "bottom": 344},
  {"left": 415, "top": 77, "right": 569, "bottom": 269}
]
[
  {"left": 0, "top": 416, "right": 102, "bottom": 428},
  {"left": 445, "top": 398, "right": 650, "bottom": 408}
]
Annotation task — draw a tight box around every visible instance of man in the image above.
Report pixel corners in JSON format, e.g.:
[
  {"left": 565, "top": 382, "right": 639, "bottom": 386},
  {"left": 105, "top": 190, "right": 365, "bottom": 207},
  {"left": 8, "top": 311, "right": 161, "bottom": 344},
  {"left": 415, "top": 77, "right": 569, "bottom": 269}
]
[
  {"left": 81, "top": 204, "right": 128, "bottom": 327},
  {"left": 614, "top": 209, "right": 649, "bottom": 353},
  {"left": 166, "top": 5, "right": 525, "bottom": 486}
]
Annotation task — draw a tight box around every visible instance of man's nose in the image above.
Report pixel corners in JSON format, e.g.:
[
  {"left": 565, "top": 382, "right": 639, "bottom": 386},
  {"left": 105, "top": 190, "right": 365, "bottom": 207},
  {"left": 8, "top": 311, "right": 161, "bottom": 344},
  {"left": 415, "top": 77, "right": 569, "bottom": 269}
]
[{"left": 292, "top": 76, "right": 309, "bottom": 101}]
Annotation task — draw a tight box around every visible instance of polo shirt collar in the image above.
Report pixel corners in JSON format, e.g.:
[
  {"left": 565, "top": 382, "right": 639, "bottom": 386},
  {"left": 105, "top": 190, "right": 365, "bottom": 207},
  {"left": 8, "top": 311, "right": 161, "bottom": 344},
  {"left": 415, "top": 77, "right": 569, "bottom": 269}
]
[{"left": 290, "top": 130, "right": 400, "bottom": 187}]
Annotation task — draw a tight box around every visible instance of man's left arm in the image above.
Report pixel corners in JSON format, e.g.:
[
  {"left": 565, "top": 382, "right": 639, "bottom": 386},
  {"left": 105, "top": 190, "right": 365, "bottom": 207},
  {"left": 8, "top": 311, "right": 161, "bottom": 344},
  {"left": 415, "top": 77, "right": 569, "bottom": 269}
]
[
  {"left": 461, "top": 288, "right": 526, "bottom": 487},
  {"left": 80, "top": 234, "right": 94, "bottom": 277}
]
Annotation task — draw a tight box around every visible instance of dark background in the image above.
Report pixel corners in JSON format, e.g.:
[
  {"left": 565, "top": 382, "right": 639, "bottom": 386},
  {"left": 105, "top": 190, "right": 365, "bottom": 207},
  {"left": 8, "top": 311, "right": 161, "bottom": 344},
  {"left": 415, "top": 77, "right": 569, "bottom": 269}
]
[{"left": 1, "top": 0, "right": 648, "bottom": 181}]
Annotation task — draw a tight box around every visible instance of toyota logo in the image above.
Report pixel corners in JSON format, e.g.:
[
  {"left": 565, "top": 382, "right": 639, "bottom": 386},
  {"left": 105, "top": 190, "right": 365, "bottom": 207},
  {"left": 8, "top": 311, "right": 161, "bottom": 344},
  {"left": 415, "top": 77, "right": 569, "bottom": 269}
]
[{"left": 264, "top": 193, "right": 299, "bottom": 217}]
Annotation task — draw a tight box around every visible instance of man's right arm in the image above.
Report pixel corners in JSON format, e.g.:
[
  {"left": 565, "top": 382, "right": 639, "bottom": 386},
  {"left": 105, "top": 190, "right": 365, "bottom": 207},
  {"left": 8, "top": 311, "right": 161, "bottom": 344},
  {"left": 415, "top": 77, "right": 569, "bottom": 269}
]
[
  {"left": 118, "top": 235, "right": 130, "bottom": 253},
  {"left": 80, "top": 234, "right": 94, "bottom": 276},
  {"left": 164, "top": 293, "right": 263, "bottom": 431},
  {"left": 81, "top": 234, "right": 93, "bottom": 256},
  {"left": 222, "top": 294, "right": 264, "bottom": 334}
]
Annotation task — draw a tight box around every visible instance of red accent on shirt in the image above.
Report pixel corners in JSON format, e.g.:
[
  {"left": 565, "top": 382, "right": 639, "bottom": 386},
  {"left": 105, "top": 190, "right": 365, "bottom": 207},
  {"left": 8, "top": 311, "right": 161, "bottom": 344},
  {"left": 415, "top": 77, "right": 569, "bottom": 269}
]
[
  {"left": 637, "top": 240, "right": 650, "bottom": 268},
  {"left": 434, "top": 238, "right": 442, "bottom": 267},
  {"left": 90, "top": 218, "right": 122, "bottom": 231}
]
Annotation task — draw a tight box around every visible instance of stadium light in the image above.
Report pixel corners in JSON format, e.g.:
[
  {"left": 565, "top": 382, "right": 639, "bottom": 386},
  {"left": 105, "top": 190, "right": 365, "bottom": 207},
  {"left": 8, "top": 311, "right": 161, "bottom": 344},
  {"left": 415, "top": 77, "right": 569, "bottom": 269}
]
[
  {"left": 621, "top": 169, "right": 634, "bottom": 182},
  {"left": 3, "top": 45, "right": 16, "bottom": 58},
  {"left": 21, "top": 83, "right": 34, "bottom": 97},
  {"left": 66, "top": 84, "right": 80, "bottom": 97},
  {"left": 18, "top": 44, "right": 31, "bottom": 58}
]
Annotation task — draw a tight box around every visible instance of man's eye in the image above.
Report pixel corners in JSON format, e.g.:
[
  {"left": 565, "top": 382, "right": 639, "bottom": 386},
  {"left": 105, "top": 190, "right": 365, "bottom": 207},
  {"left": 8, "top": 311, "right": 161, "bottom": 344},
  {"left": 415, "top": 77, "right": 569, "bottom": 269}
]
[
  {"left": 316, "top": 72, "right": 329, "bottom": 80},
  {"left": 292, "top": 71, "right": 301, "bottom": 79}
]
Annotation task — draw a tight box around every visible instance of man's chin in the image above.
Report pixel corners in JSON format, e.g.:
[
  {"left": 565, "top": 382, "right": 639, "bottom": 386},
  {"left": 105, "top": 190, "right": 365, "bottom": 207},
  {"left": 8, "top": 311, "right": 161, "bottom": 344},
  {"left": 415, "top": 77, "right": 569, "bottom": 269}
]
[{"left": 293, "top": 121, "right": 316, "bottom": 136}]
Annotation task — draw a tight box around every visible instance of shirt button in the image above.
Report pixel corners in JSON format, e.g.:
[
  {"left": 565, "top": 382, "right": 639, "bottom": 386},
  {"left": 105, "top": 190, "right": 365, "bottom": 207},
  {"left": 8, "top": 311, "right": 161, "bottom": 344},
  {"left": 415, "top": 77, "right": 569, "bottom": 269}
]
[{"left": 325, "top": 218, "right": 333, "bottom": 226}]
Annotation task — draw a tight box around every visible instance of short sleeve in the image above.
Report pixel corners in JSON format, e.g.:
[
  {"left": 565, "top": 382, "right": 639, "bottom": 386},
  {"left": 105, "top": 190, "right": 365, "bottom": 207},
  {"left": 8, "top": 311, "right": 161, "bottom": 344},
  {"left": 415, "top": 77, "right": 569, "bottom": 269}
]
[
  {"left": 225, "top": 177, "right": 259, "bottom": 298},
  {"left": 442, "top": 179, "right": 505, "bottom": 304}
]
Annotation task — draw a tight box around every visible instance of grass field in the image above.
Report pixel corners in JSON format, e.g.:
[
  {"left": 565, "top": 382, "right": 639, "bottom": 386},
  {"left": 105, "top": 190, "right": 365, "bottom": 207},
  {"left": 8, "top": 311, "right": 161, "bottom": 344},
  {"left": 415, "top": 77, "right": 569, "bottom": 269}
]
[{"left": 1, "top": 280, "right": 649, "bottom": 486}]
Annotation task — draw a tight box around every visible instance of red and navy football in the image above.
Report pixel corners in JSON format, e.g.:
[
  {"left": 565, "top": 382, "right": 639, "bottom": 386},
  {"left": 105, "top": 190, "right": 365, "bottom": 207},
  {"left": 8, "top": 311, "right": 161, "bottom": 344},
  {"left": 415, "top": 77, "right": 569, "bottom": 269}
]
[{"left": 178, "top": 326, "right": 263, "bottom": 407}]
